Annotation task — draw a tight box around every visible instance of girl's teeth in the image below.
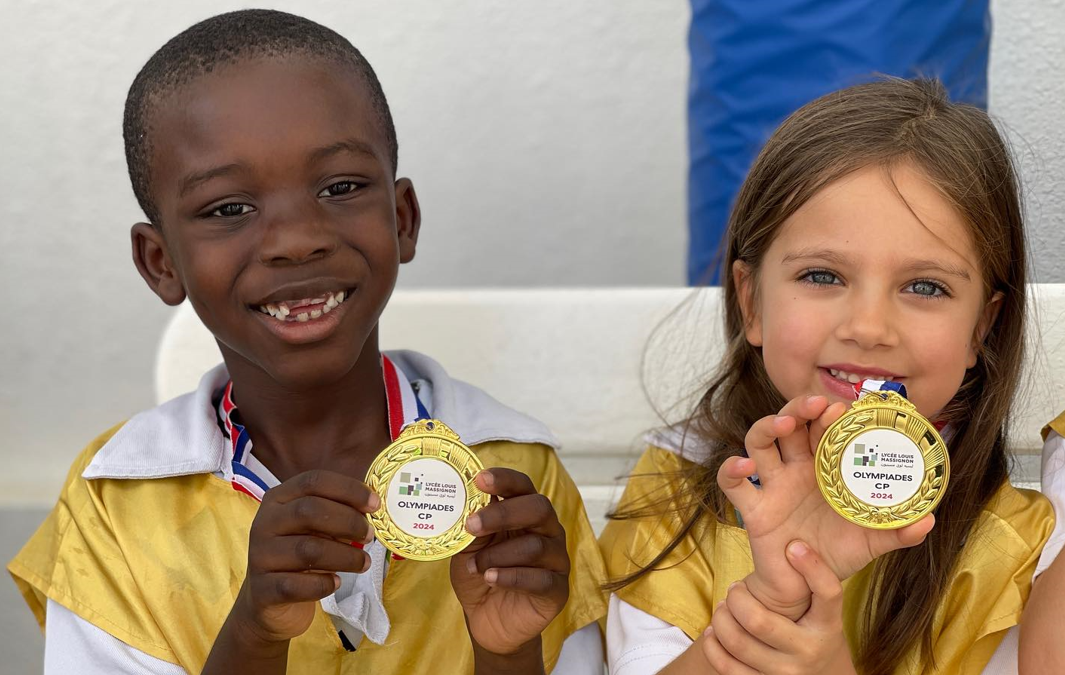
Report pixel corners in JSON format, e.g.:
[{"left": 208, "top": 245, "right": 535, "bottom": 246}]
[{"left": 847, "top": 373, "right": 861, "bottom": 384}]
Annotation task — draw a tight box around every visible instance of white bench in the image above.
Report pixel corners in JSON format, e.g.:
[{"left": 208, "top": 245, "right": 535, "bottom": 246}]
[{"left": 157, "top": 286, "right": 1065, "bottom": 533}]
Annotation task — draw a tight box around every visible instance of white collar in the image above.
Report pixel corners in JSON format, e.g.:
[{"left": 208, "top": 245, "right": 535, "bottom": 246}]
[{"left": 83, "top": 349, "right": 559, "bottom": 480}]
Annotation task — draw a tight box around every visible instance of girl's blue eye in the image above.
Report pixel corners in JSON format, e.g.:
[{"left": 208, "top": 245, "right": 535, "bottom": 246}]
[
  {"left": 211, "top": 203, "right": 253, "bottom": 218},
  {"left": 319, "top": 181, "right": 359, "bottom": 197},
  {"left": 909, "top": 280, "right": 948, "bottom": 298},
  {"left": 800, "top": 270, "right": 840, "bottom": 286}
]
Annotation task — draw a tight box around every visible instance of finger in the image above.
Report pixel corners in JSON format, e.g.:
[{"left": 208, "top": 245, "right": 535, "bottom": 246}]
[
  {"left": 253, "top": 571, "right": 340, "bottom": 606},
  {"left": 786, "top": 541, "right": 844, "bottom": 629},
  {"left": 775, "top": 395, "right": 830, "bottom": 463},
  {"left": 257, "top": 535, "right": 371, "bottom": 575},
  {"left": 465, "top": 493, "right": 563, "bottom": 538},
  {"left": 266, "top": 470, "right": 380, "bottom": 514},
  {"left": 808, "top": 401, "right": 849, "bottom": 454},
  {"left": 483, "top": 566, "right": 568, "bottom": 598},
  {"left": 868, "top": 513, "right": 935, "bottom": 559},
  {"left": 700, "top": 627, "right": 761, "bottom": 675},
  {"left": 724, "top": 581, "right": 800, "bottom": 652},
  {"left": 711, "top": 600, "right": 778, "bottom": 670},
  {"left": 474, "top": 468, "right": 536, "bottom": 498},
  {"left": 743, "top": 413, "right": 794, "bottom": 475},
  {"left": 272, "top": 496, "right": 375, "bottom": 543},
  {"left": 467, "top": 533, "right": 570, "bottom": 575},
  {"left": 717, "top": 456, "right": 760, "bottom": 514}
]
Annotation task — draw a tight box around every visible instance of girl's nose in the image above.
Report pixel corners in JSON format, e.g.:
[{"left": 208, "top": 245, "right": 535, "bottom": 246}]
[{"left": 835, "top": 291, "right": 900, "bottom": 350}]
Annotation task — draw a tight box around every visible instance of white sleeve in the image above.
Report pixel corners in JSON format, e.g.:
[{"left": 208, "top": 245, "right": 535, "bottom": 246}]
[
  {"left": 552, "top": 622, "right": 605, "bottom": 675},
  {"left": 606, "top": 593, "right": 692, "bottom": 675},
  {"left": 44, "top": 599, "right": 187, "bottom": 675},
  {"left": 1036, "top": 431, "right": 1065, "bottom": 577}
]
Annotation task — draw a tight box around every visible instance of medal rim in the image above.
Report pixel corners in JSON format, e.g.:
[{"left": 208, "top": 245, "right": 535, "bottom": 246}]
[
  {"left": 815, "top": 392, "right": 949, "bottom": 530},
  {"left": 366, "top": 420, "right": 489, "bottom": 561}
]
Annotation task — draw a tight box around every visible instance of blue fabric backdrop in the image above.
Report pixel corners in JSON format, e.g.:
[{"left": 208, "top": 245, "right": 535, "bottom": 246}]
[{"left": 687, "top": 0, "right": 991, "bottom": 284}]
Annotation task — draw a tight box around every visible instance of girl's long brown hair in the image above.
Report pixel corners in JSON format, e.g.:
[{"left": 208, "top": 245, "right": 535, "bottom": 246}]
[{"left": 609, "top": 78, "right": 1026, "bottom": 675}]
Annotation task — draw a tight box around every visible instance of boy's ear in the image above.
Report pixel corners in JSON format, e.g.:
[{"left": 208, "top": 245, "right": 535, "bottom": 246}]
[
  {"left": 968, "top": 290, "right": 1003, "bottom": 368},
  {"left": 131, "top": 223, "right": 186, "bottom": 306},
  {"left": 733, "top": 260, "right": 762, "bottom": 347},
  {"left": 395, "top": 178, "right": 421, "bottom": 264}
]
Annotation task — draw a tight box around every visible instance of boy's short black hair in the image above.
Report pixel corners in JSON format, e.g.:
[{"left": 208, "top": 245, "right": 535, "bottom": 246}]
[{"left": 123, "top": 9, "right": 398, "bottom": 226}]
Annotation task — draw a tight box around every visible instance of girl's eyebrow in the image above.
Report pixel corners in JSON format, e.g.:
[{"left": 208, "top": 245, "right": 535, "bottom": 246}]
[{"left": 781, "top": 248, "right": 972, "bottom": 281}]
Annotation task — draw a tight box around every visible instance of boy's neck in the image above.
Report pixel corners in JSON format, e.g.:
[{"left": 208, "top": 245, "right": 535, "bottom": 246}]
[{"left": 219, "top": 335, "right": 393, "bottom": 484}]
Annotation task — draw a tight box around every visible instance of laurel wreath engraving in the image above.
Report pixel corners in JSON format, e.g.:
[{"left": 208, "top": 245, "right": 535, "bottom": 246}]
[
  {"left": 366, "top": 421, "right": 490, "bottom": 560},
  {"left": 816, "top": 396, "right": 947, "bottom": 529}
]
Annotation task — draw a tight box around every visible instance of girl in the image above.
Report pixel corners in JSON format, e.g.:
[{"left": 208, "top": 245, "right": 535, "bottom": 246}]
[{"left": 600, "top": 78, "right": 1054, "bottom": 675}]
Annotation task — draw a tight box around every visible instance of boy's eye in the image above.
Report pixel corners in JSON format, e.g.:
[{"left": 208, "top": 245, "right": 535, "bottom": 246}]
[
  {"left": 799, "top": 269, "right": 841, "bottom": 286},
  {"left": 319, "top": 181, "right": 360, "bottom": 197},
  {"left": 211, "top": 203, "right": 254, "bottom": 218},
  {"left": 908, "top": 280, "right": 948, "bottom": 298}
]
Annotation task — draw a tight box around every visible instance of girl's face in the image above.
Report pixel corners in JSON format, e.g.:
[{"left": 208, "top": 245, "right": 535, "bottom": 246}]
[{"left": 736, "top": 161, "right": 1000, "bottom": 419}]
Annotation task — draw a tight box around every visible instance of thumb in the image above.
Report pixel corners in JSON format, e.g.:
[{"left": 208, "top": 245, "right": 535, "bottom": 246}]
[
  {"left": 786, "top": 540, "right": 843, "bottom": 629},
  {"left": 870, "top": 513, "right": 936, "bottom": 559}
]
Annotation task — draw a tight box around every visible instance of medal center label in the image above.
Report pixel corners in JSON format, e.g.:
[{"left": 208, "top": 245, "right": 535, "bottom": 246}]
[
  {"left": 387, "top": 457, "right": 467, "bottom": 537},
  {"left": 840, "top": 429, "right": 925, "bottom": 507}
]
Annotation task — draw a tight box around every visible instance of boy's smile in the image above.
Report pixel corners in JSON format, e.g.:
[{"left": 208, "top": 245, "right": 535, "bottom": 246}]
[{"left": 132, "top": 55, "right": 419, "bottom": 388}]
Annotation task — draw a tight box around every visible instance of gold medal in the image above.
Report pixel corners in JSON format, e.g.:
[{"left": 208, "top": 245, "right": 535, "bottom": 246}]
[
  {"left": 365, "top": 419, "right": 490, "bottom": 561},
  {"left": 815, "top": 390, "right": 949, "bottom": 529}
]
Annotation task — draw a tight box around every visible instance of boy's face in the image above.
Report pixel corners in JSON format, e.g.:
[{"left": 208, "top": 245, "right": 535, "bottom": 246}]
[{"left": 133, "top": 56, "right": 418, "bottom": 388}]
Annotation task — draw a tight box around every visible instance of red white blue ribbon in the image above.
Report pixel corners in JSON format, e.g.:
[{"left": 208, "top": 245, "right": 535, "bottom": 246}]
[
  {"left": 220, "top": 355, "right": 429, "bottom": 502},
  {"left": 853, "top": 379, "right": 908, "bottom": 401}
]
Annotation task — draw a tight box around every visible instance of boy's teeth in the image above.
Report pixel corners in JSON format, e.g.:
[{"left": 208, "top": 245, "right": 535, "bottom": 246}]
[{"left": 257, "top": 289, "right": 348, "bottom": 322}]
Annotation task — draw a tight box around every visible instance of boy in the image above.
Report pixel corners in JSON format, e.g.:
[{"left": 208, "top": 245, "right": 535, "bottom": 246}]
[{"left": 7, "top": 10, "right": 606, "bottom": 674}]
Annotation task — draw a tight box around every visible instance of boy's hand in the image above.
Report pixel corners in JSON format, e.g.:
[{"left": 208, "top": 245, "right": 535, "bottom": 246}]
[
  {"left": 701, "top": 541, "right": 857, "bottom": 675},
  {"left": 232, "top": 470, "right": 380, "bottom": 645},
  {"left": 720, "top": 395, "right": 934, "bottom": 620},
  {"left": 451, "top": 468, "right": 570, "bottom": 660}
]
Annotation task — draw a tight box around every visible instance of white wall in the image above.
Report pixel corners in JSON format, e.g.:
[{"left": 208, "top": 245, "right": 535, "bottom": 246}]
[{"left": 1, "top": 0, "right": 1063, "bottom": 503}]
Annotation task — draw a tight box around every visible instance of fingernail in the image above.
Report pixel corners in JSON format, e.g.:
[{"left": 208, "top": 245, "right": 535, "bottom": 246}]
[
  {"left": 484, "top": 568, "right": 498, "bottom": 585},
  {"left": 363, "top": 526, "right": 376, "bottom": 545},
  {"left": 807, "top": 395, "right": 824, "bottom": 404},
  {"left": 716, "top": 600, "right": 724, "bottom": 609},
  {"left": 480, "top": 470, "right": 495, "bottom": 488},
  {"left": 466, "top": 514, "right": 482, "bottom": 535},
  {"left": 788, "top": 541, "right": 809, "bottom": 558},
  {"left": 703, "top": 626, "right": 713, "bottom": 637},
  {"left": 367, "top": 493, "right": 381, "bottom": 511},
  {"left": 728, "top": 581, "right": 739, "bottom": 592},
  {"left": 774, "top": 415, "right": 789, "bottom": 424},
  {"left": 466, "top": 557, "right": 478, "bottom": 575},
  {"left": 333, "top": 574, "right": 341, "bottom": 591},
  {"left": 362, "top": 555, "right": 372, "bottom": 573}
]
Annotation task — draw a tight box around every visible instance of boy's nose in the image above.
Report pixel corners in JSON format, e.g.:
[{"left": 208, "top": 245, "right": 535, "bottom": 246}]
[{"left": 257, "top": 204, "right": 339, "bottom": 265}]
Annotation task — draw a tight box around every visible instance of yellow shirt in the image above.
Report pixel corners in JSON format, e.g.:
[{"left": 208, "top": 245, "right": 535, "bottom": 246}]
[
  {"left": 8, "top": 425, "right": 607, "bottom": 674},
  {"left": 599, "top": 445, "right": 1054, "bottom": 674}
]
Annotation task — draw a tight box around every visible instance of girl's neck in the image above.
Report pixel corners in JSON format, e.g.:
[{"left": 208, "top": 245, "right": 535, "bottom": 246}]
[{"left": 219, "top": 337, "right": 393, "bottom": 483}]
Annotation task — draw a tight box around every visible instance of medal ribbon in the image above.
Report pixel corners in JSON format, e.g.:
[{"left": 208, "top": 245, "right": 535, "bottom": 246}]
[
  {"left": 221, "top": 354, "right": 429, "bottom": 502},
  {"left": 853, "top": 379, "right": 908, "bottom": 401}
]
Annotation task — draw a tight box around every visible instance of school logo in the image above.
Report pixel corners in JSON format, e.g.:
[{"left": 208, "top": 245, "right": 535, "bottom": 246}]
[
  {"left": 853, "top": 443, "right": 877, "bottom": 467},
  {"left": 399, "top": 472, "right": 422, "bottom": 496}
]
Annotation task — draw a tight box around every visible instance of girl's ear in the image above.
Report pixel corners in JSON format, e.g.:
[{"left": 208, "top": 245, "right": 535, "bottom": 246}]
[
  {"left": 131, "top": 223, "right": 186, "bottom": 306},
  {"left": 968, "top": 290, "right": 1003, "bottom": 368},
  {"left": 733, "top": 260, "right": 762, "bottom": 347}
]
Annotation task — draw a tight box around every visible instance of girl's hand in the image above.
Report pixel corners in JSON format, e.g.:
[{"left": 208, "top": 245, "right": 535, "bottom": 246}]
[
  {"left": 450, "top": 468, "right": 570, "bottom": 660},
  {"left": 701, "top": 541, "right": 857, "bottom": 675},
  {"left": 719, "top": 395, "right": 934, "bottom": 620}
]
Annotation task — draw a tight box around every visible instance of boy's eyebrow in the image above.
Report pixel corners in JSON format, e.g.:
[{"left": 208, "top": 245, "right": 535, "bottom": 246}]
[
  {"left": 179, "top": 163, "right": 243, "bottom": 198},
  {"left": 781, "top": 248, "right": 972, "bottom": 281},
  {"left": 309, "top": 138, "right": 378, "bottom": 163}
]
